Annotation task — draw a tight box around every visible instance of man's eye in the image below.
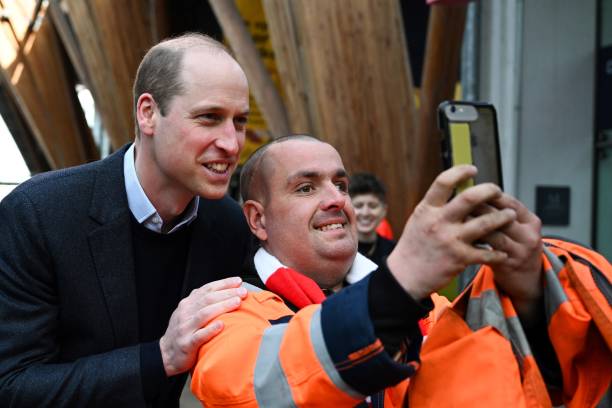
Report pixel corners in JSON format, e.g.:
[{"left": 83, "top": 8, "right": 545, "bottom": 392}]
[
  {"left": 234, "top": 116, "right": 248, "bottom": 127},
  {"left": 233, "top": 117, "right": 248, "bottom": 132},
  {"left": 296, "top": 185, "right": 313, "bottom": 193},
  {"left": 199, "top": 113, "right": 222, "bottom": 123},
  {"left": 335, "top": 182, "right": 348, "bottom": 192}
]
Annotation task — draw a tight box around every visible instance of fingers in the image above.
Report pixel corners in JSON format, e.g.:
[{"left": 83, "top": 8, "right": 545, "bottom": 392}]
[
  {"left": 160, "top": 282, "right": 246, "bottom": 376},
  {"left": 460, "top": 243, "right": 509, "bottom": 266},
  {"left": 444, "top": 183, "right": 504, "bottom": 222},
  {"left": 460, "top": 208, "right": 516, "bottom": 243},
  {"left": 488, "top": 194, "right": 534, "bottom": 223},
  {"left": 423, "top": 165, "right": 478, "bottom": 207},
  {"left": 188, "top": 295, "right": 244, "bottom": 350},
  {"left": 192, "top": 320, "right": 224, "bottom": 348},
  {"left": 198, "top": 276, "right": 243, "bottom": 293},
  {"left": 189, "top": 286, "right": 247, "bottom": 309},
  {"left": 480, "top": 193, "right": 542, "bottom": 255},
  {"left": 187, "top": 277, "right": 247, "bottom": 314},
  {"left": 178, "top": 283, "right": 246, "bottom": 337},
  {"left": 192, "top": 295, "right": 242, "bottom": 327}
]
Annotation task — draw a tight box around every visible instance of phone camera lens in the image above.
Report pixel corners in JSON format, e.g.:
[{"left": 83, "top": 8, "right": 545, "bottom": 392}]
[{"left": 450, "top": 105, "right": 456, "bottom": 113}]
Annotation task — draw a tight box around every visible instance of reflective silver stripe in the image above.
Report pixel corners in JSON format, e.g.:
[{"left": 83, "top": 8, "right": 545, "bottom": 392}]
[
  {"left": 543, "top": 247, "right": 569, "bottom": 319},
  {"left": 544, "top": 267, "right": 569, "bottom": 319},
  {"left": 309, "top": 307, "right": 364, "bottom": 399},
  {"left": 544, "top": 246, "right": 565, "bottom": 275},
  {"left": 467, "top": 290, "right": 533, "bottom": 358},
  {"left": 254, "top": 324, "right": 297, "bottom": 408},
  {"left": 506, "top": 315, "right": 533, "bottom": 358},
  {"left": 465, "top": 289, "right": 510, "bottom": 339},
  {"left": 241, "top": 282, "right": 263, "bottom": 293}
]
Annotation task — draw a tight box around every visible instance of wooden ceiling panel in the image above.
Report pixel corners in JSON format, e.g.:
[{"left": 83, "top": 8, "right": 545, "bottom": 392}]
[
  {"left": 0, "top": 1, "right": 96, "bottom": 169},
  {"left": 264, "top": 0, "right": 418, "bottom": 233},
  {"left": 62, "top": 0, "right": 160, "bottom": 149}
]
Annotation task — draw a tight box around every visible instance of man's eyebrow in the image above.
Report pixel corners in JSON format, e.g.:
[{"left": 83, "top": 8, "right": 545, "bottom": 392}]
[
  {"left": 286, "top": 171, "right": 321, "bottom": 185},
  {"left": 286, "top": 168, "right": 348, "bottom": 185},
  {"left": 335, "top": 169, "right": 348, "bottom": 178},
  {"left": 188, "top": 105, "right": 250, "bottom": 116}
]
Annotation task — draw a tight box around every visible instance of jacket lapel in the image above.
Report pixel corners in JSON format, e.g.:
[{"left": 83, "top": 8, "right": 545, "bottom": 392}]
[{"left": 87, "top": 146, "right": 139, "bottom": 346}]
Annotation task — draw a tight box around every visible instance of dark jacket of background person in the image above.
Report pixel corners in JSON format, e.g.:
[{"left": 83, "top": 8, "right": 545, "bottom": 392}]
[
  {"left": 357, "top": 234, "right": 396, "bottom": 268},
  {"left": 0, "top": 145, "right": 251, "bottom": 407}
]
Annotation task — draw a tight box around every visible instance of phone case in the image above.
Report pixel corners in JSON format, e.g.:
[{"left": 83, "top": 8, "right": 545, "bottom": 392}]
[{"left": 437, "top": 100, "right": 504, "bottom": 192}]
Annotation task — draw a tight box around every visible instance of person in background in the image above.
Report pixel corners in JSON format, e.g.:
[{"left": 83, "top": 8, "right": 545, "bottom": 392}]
[{"left": 349, "top": 172, "right": 395, "bottom": 267}]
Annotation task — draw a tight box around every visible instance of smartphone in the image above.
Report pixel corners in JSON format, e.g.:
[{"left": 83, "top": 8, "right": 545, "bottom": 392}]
[{"left": 438, "top": 101, "right": 504, "bottom": 193}]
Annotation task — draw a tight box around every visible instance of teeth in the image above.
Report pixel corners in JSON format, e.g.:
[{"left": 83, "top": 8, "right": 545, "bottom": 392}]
[
  {"left": 318, "top": 223, "right": 343, "bottom": 231},
  {"left": 206, "top": 163, "right": 229, "bottom": 173}
]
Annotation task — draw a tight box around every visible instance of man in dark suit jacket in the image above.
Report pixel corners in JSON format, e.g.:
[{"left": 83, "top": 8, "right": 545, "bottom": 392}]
[{"left": 0, "top": 33, "right": 252, "bottom": 407}]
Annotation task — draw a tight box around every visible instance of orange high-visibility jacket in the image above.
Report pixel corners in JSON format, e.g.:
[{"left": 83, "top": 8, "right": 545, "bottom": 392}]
[
  {"left": 409, "top": 238, "right": 612, "bottom": 407},
  {"left": 190, "top": 252, "right": 446, "bottom": 408}
]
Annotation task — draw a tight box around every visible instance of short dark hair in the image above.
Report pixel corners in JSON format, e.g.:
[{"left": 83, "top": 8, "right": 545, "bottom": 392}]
[
  {"left": 239, "top": 134, "right": 320, "bottom": 203},
  {"left": 132, "top": 33, "right": 231, "bottom": 137},
  {"left": 349, "top": 172, "right": 387, "bottom": 203}
]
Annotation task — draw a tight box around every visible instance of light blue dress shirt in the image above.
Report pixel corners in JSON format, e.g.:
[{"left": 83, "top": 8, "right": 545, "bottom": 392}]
[{"left": 123, "top": 144, "right": 199, "bottom": 234}]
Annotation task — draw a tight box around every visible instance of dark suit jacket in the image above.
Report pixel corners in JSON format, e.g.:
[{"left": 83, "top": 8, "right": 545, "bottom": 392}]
[{"left": 0, "top": 145, "right": 252, "bottom": 407}]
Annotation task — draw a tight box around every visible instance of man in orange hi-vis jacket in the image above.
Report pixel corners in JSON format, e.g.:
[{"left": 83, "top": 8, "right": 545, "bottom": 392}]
[{"left": 191, "top": 135, "right": 611, "bottom": 407}]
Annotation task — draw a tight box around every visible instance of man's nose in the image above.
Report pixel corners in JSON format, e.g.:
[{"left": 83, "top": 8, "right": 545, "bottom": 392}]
[
  {"left": 215, "top": 121, "right": 241, "bottom": 155},
  {"left": 320, "top": 184, "right": 347, "bottom": 210}
]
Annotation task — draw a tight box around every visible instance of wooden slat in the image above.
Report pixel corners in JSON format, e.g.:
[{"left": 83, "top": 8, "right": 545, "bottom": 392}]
[
  {"left": 209, "top": 0, "right": 290, "bottom": 139},
  {"left": 48, "top": 0, "right": 91, "bottom": 91},
  {"left": 265, "top": 0, "right": 418, "bottom": 235},
  {"left": 261, "top": 0, "right": 312, "bottom": 134},
  {"left": 0, "top": 1, "right": 95, "bottom": 168},
  {"left": 63, "top": 0, "right": 157, "bottom": 149},
  {"left": 411, "top": 4, "right": 467, "bottom": 208}
]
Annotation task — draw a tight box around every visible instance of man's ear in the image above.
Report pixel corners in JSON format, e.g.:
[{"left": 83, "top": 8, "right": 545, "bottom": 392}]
[
  {"left": 136, "top": 93, "right": 157, "bottom": 137},
  {"left": 243, "top": 200, "right": 267, "bottom": 241}
]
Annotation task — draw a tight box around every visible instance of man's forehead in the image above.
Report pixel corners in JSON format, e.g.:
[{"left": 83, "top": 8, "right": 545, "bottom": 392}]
[
  {"left": 267, "top": 140, "right": 345, "bottom": 176},
  {"left": 181, "top": 47, "right": 245, "bottom": 79},
  {"left": 286, "top": 167, "right": 348, "bottom": 183},
  {"left": 268, "top": 139, "right": 338, "bottom": 159}
]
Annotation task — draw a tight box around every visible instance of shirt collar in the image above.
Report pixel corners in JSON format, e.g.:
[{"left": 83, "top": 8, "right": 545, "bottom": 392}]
[
  {"left": 254, "top": 247, "right": 378, "bottom": 285},
  {"left": 123, "top": 144, "right": 199, "bottom": 234}
]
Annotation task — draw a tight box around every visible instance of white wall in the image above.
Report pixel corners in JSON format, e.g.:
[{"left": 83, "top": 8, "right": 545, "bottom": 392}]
[
  {"left": 480, "top": 0, "right": 596, "bottom": 244},
  {"left": 0, "top": 114, "right": 30, "bottom": 202}
]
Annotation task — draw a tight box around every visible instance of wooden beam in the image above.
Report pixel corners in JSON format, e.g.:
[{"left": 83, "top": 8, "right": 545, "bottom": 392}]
[
  {"left": 410, "top": 4, "right": 467, "bottom": 208},
  {"left": 209, "top": 0, "right": 290, "bottom": 139},
  {"left": 0, "top": 1, "right": 95, "bottom": 168},
  {"left": 261, "top": 0, "right": 312, "bottom": 134},
  {"left": 62, "top": 0, "right": 157, "bottom": 149},
  {"left": 48, "top": 0, "right": 91, "bottom": 90},
  {"left": 263, "top": 0, "right": 418, "bottom": 235}
]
